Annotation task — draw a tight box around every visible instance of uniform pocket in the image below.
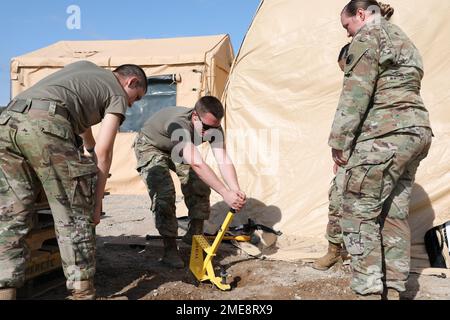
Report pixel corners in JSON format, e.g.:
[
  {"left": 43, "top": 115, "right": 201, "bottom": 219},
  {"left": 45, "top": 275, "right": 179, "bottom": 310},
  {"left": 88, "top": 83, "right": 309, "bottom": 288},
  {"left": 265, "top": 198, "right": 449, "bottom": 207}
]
[
  {"left": 136, "top": 154, "right": 154, "bottom": 173},
  {"left": 67, "top": 160, "right": 98, "bottom": 210},
  {"left": 134, "top": 138, "right": 162, "bottom": 173},
  {"left": 344, "top": 151, "right": 394, "bottom": 198},
  {"left": 40, "top": 120, "right": 72, "bottom": 141},
  {"left": 341, "top": 217, "right": 364, "bottom": 255}
]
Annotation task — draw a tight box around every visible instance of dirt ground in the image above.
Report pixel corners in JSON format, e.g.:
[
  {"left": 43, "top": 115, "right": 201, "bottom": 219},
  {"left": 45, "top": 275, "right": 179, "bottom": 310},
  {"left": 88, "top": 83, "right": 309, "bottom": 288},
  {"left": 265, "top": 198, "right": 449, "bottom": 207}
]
[{"left": 32, "top": 195, "right": 450, "bottom": 300}]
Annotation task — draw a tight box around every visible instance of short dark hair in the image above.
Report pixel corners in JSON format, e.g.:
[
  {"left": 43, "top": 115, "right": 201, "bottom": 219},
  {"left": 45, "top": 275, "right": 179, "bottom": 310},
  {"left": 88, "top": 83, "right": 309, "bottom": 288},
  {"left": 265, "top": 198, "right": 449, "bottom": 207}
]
[
  {"left": 338, "top": 43, "right": 351, "bottom": 62},
  {"left": 113, "top": 64, "right": 148, "bottom": 92},
  {"left": 194, "top": 96, "right": 224, "bottom": 120}
]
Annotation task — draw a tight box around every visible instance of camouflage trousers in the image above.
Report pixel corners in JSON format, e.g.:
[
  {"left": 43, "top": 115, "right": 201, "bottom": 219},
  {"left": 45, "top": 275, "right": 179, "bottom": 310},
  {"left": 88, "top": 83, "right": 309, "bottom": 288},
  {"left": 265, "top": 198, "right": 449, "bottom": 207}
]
[
  {"left": 326, "top": 161, "right": 409, "bottom": 245},
  {"left": 326, "top": 166, "right": 346, "bottom": 244},
  {"left": 341, "top": 127, "right": 432, "bottom": 295},
  {"left": 134, "top": 133, "right": 211, "bottom": 238},
  {"left": 0, "top": 109, "right": 97, "bottom": 289}
]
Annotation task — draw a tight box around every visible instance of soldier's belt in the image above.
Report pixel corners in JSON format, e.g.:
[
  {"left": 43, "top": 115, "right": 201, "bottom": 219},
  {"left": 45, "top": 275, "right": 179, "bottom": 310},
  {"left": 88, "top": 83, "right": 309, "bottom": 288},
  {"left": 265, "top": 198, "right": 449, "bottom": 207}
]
[{"left": 7, "top": 99, "right": 70, "bottom": 120}]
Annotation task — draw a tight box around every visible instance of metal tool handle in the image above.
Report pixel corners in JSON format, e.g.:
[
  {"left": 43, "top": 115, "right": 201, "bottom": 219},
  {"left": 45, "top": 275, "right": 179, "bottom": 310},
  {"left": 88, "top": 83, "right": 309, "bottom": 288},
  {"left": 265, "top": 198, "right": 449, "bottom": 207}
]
[{"left": 209, "top": 209, "right": 235, "bottom": 253}]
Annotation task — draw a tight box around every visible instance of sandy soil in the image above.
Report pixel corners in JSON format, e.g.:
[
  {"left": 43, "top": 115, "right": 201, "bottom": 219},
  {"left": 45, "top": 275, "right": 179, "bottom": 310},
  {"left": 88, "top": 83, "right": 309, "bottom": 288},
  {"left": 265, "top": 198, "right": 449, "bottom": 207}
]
[{"left": 31, "top": 195, "right": 450, "bottom": 300}]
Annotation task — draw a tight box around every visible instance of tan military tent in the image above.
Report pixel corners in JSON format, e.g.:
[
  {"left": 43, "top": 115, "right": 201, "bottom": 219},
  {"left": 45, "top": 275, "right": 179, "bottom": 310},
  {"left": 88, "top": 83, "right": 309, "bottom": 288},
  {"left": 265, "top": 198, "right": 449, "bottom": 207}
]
[
  {"left": 10, "top": 34, "right": 234, "bottom": 195},
  {"left": 214, "top": 0, "right": 450, "bottom": 272}
]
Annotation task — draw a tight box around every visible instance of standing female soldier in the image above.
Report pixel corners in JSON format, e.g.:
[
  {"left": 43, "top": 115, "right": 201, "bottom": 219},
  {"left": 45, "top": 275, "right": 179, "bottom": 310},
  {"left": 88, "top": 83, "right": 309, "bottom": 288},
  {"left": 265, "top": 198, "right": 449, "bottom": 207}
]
[
  {"left": 329, "top": 1, "right": 432, "bottom": 299},
  {"left": 314, "top": 5, "right": 398, "bottom": 272}
]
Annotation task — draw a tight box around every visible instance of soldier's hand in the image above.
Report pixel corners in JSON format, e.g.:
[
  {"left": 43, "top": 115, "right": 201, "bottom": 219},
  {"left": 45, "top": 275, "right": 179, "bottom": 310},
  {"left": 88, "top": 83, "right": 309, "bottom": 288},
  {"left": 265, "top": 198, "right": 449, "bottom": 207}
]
[
  {"left": 236, "top": 190, "right": 247, "bottom": 203},
  {"left": 233, "top": 190, "right": 247, "bottom": 212},
  {"left": 332, "top": 148, "right": 347, "bottom": 167},
  {"left": 333, "top": 163, "right": 339, "bottom": 175},
  {"left": 223, "top": 190, "right": 245, "bottom": 212}
]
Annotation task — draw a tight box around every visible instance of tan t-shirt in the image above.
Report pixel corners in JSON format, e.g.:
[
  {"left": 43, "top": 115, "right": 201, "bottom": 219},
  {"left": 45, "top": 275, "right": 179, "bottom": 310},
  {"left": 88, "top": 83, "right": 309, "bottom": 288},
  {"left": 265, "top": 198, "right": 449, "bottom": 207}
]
[
  {"left": 16, "top": 61, "right": 128, "bottom": 134},
  {"left": 140, "top": 106, "right": 224, "bottom": 153}
]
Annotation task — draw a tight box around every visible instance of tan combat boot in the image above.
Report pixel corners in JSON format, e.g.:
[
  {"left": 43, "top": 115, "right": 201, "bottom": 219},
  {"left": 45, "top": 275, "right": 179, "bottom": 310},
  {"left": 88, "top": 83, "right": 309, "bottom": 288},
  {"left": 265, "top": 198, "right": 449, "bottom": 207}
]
[
  {"left": 160, "top": 237, "right": 185, "bottom": 268},
  {"left": 0, "top": 288, "right": 16, "bottom": 300},
  {"left": 383, "top": 288, "right": 401, "bottom": 300},
  {"left": 182, "top": 219, "right": 204, "bottom": 245},
  {"left": 69, "top": 280, "right": 96, "bottom": 300},
  {"left": 312, "top": 241, "right": 342, "bottom": 270},
  {"left": 357, "top": 293, "right": 382, "bottom": 300}
]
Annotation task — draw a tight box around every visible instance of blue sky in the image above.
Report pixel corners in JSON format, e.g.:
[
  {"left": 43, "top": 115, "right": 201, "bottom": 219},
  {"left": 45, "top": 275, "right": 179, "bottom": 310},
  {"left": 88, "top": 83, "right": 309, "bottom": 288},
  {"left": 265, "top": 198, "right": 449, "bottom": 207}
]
[{"left": 0, "top": 0, "right": 261, "bottom": 106}]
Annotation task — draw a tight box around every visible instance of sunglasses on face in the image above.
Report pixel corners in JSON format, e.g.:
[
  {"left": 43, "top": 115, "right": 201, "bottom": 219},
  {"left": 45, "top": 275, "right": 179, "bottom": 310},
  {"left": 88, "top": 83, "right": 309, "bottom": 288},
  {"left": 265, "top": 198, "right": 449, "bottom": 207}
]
[{"left": 196, "top": 113, "right": 220, "bottom": 131}]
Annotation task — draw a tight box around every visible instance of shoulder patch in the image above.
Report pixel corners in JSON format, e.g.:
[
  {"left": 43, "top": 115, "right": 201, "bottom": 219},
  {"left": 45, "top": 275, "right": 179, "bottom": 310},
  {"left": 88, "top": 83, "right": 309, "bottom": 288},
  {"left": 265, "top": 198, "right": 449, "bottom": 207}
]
[{"left": 344, "top": 41, "right": 370, "bottom": 75}]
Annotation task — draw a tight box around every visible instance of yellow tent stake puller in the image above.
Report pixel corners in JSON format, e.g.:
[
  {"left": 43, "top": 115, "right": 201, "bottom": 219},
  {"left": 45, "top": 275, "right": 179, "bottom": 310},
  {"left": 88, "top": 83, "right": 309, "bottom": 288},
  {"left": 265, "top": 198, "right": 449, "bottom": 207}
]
[
  {"left": 205, "top": 235, "right": 250, "bottom": 242},
  {"left": 189, "top": 209, "right": 236, "bottom": 291}
]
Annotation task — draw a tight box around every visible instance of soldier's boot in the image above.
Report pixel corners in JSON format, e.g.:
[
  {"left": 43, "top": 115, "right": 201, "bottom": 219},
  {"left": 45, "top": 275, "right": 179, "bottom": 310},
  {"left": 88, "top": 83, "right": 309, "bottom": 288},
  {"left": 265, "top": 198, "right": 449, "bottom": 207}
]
[
  {"left": 182, "top": 219, "right": 204, "bottom": 245},
  {"left": 69, "top": 280, "right": 96, "bottom": 300},
  {"left": 160, "top": 237, "right": 185, "bottom": 269},
  {"left": 0, "top": 288, "right": 16, "bottom": 300},
  {"left": 357, "top": 293, "right": 382, "bottom": 300},
  {"left": 383, "top": 288, "right": 401, "bottom": 300},
  {"left": 312, "top": 241, "right": 342, "bottom": 270}
]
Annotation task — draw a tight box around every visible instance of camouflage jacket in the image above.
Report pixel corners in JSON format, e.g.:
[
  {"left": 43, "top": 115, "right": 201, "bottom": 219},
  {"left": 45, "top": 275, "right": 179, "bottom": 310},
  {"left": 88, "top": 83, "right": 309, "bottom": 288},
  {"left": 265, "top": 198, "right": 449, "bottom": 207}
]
[{"left": 328, "top": 18, "right": 431, "bottom": 151}]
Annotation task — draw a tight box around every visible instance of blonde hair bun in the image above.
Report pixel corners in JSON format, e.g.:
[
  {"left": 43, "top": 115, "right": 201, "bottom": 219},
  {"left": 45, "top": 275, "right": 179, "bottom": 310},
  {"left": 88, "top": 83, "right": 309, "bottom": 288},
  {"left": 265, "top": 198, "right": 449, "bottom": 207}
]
[{"left": 378, "top": 1, "right": 395, "bottom": 19}]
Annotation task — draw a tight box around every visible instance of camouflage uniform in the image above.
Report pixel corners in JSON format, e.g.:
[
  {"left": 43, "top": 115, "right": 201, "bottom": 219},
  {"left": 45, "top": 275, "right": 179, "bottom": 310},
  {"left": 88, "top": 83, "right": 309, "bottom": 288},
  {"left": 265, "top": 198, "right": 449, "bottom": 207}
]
[
  {"left": 326, "top": 166, "right": 346, "bottom": 244},
  {"left": 134, "top": 133, "right": 211, "bottom": 237},
  {"left": 328, "top": 18, "right": 432, "bottom": 295},
  {"left": 0, "top": 108, "right": 97, "bottom": 289}
]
